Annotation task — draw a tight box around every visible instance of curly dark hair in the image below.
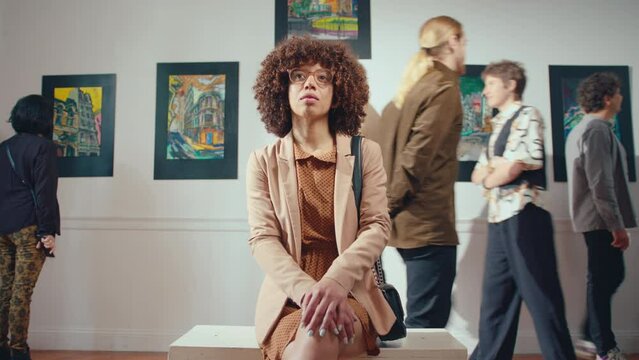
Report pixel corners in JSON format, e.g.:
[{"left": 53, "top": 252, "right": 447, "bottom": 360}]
[
  {"left": 577, "top": 72, "right": 621, "bottom": 113},
  {"left": 253, "top": 36, "right": 368, "bottom": 137}
]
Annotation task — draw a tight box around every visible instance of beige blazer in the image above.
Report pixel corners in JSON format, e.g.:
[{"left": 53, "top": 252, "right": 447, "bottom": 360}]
[{"left": 246, "top": 132, "right": 396, "bottom": 344}]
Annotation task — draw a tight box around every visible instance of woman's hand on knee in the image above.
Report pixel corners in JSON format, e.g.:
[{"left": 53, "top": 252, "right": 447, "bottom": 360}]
[
  {"left": 335, "top": 299, "right": 357, "bottom": 344},
  {"left": 300, "top": 278, "right": 348, "bottom": 335}
]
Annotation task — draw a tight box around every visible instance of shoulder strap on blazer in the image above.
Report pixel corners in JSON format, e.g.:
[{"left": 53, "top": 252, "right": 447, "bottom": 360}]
[{"left": 4, "top": 144, "right": 38, "bottom": 207}]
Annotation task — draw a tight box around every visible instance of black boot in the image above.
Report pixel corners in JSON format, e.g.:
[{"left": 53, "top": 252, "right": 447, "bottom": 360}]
[
  {"left": 9, "top": 347, "right": 30, "bottom": 360},
  {"left": 0, "top": 346, "right": 10, "bottom": 360}
]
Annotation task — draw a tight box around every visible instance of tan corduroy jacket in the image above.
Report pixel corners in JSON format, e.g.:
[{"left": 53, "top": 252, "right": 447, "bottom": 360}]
[
  {"left": 246, "top": 132, "right": 396, "bottom": 345},
  {"left": 363, "top": 61, "right": 462, "bottom": 248}
]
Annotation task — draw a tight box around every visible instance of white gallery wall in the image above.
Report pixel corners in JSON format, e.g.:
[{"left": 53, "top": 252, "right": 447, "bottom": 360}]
[{"left": 0, "top": 0, "right": 638, "bottom": 353}]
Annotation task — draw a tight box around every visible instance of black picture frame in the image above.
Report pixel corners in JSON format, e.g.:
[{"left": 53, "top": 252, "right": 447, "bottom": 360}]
[
  {"left": 275, "top": 0, "right": 371, "bottom": 59},
  {"left": 549, "top": 65, "right": 635, "bottom": 182},
  {"left": 457, "top": 65, "right": 495, "bottom": 181},
  {"left": 42, "top": 74, "right": 116, "bottom": 177},
  {"left": 154, "top": 62, "right": 239, "bottom": 180}
]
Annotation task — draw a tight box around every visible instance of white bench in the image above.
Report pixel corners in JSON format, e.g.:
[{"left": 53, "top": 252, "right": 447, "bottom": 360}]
[{"left": 168, "top": 325, "right": 467, "bottom": 359}]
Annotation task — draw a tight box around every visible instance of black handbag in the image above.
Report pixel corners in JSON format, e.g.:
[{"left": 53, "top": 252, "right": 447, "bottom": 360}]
[{"left": 351, "top": 136, "right": 406, "bottom": 341}]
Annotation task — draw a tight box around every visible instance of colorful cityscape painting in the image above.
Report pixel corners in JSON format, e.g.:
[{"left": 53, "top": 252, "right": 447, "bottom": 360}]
[
  {"left": 549, "top": 65, "right": 635, "bottom": 181},
  {"left": 166, "top": 74, "right": 226, "bottom": 160},
  {"left": 52, "top": 87, "right": 103, "bottom": 158},
  {"left": 458, "top": 66, "right": 493, "bottom": 163},
  {"left": 560, "top": 77, "right": 622, "bottom": 140},
  {"left": 287, "top": 0, "right": 360, "bottom": 40}
]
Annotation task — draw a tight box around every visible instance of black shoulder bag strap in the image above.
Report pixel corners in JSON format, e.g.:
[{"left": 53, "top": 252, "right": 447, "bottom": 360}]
[
  {"left": 351, "top": 135, "right": 407, "bottom": 341},
  {"left": 350, "top": 136, "right": 387, "bottom": 285},
  {"left": 486, "top": 106, "right": 528, "bottom": 159},
  {"left": 351, "top": 136, "right": 363, "bottom": 222}
]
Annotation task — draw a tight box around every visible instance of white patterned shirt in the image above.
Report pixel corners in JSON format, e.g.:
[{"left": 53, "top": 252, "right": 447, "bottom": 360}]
[{"left": 475, "top": 102, "right": 546, "bottom": 223}]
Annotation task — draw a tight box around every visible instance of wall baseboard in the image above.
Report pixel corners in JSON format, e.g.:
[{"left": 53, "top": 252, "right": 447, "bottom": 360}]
[
  {"left": 29, "top": 327, "right": 183, "bottom": 352},
  {"left": 60, "top": 216, "right": 592, "bottom": 234}
]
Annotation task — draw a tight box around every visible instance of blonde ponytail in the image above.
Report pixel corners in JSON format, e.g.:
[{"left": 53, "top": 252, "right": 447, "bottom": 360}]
[
  {"left": 393, "top": 51, "right": 432, "bottom": 108},
  {"left": 393, "top": 16, "right": 463, "bottom": 109}
]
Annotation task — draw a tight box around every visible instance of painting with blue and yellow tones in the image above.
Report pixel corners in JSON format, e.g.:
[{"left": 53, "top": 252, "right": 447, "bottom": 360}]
[
  {"left": 166, "top": 74, "right": 226, "bottom": 160},
  {"left": 52, "top": 87, "right": 102, "bottom": 158}
]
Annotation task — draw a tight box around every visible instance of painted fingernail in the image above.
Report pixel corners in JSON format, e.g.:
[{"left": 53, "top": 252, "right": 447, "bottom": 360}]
[
  {"left": 333, "top": 327, "right": 340, "bottom": 335},
  {"left": 319, "top": 328, "right": 326, "bottom": 337},
  {"left": 349, "top": 337, "right": 354, "bottom": 344},
  {"left": 338, "top": 324, "right": 343, "bottom": 332},
  {"left": 307, "top": 329, "right": 314, "bottom": 337},
  {"left": 343, "top": 337, "right": 349, "bottom": 344}
]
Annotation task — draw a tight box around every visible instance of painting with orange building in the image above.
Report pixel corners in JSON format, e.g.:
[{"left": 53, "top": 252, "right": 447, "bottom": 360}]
[{"left": 166, "top": 74, "right": 226, "bottom": 160}]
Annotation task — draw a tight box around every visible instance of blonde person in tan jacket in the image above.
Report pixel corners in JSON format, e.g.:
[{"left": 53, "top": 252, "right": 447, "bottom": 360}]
[
  {"left": 247, "top": 36, "right": 396, "bottom": 360},
  {"left": 362, "top": 16, "right": 465, "bottom": 329}
]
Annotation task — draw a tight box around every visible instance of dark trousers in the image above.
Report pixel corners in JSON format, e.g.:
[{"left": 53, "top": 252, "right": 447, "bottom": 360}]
[
  {"left": 397, "top": 245, "right": 456, "bottom": 328},
  {"left": 470, "top": 204, "right": 575, "bottom": 360},
  {"left": 581, "top": 230, "right": 625, "bottom": 355}
]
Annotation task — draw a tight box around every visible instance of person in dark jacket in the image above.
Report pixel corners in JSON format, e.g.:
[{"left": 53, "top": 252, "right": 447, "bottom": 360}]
[
  {"left": 362, "top": 15, "right": 465, "bottom": 329},
  {"left": 0, "top": 95, "right": 59, "bottom": 360}
]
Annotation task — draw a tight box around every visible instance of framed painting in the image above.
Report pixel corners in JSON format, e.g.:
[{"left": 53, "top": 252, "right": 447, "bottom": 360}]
[
  {"left": 549, "top": 65, "right": 635, "bottom": 182},
  {"left": 275, "top": 0, "right": 371, "bottom": 59},
  {"left": 457, "top": 65, "right": 495, "bottom": 181},
  {"left": 154, "top": 62, "right": 239, "bottom": 180},
  {"left": 42, "top": 74, "right": 116, "bottom": 177}
]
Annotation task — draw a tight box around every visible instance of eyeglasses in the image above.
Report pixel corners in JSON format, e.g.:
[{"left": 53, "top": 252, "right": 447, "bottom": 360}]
[{"left": 287, "top": 68, "right": 333, "bottom": 87}]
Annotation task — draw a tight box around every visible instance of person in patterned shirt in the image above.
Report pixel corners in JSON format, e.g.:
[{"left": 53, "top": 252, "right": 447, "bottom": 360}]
[{"left": 469, "top": 61, "right": 575, "bottom": 360}]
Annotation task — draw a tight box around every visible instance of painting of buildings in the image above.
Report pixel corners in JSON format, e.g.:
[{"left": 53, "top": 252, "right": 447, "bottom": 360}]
[
  {"left": 52, "top": 87, "right": 102, "bottom": 157},
  {"left": 549, "top": 65, "right": 634, "bottom": 181},
  {"left": 166, "top": 74, "right": 226, "bottom": 160},
  {"left": 457, "top": 66, "right": 493, "bottom": 163}
]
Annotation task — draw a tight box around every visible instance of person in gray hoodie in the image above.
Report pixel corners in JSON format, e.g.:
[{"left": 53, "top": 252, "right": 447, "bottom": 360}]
[{"left": 565, "top": 72, "right": 636, "bottom": 360}]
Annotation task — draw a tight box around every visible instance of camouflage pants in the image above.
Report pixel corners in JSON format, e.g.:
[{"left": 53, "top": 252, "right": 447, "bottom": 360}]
[{"left": 0, "top": 225, "right": 46, "bottom": 351}]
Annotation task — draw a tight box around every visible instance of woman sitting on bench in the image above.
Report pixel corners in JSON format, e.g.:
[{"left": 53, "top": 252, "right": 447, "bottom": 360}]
[{"left": 247, "top": 36, "right": 396, "bottom": 360}]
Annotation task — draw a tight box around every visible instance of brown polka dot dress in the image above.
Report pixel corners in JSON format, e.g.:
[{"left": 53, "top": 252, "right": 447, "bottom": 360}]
[{"left": 260, "top": 142, "right": 379, "bottom": 360}]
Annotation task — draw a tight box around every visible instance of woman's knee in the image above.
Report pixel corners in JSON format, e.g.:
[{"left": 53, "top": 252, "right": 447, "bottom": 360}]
[
  {"left": 284, "top": 327, "right": 340, "bottom": 360},
  {"left": 337, "top": 318, "right": 367, "bottom": 359}
]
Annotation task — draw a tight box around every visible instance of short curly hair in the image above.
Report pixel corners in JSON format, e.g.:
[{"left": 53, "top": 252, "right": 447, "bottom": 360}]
[
  {"left": 577, "top": 72, "right": 621, "bottom": 113},
  {"left": 253, "top": 36, "right": 368, "bottom": 137}
]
